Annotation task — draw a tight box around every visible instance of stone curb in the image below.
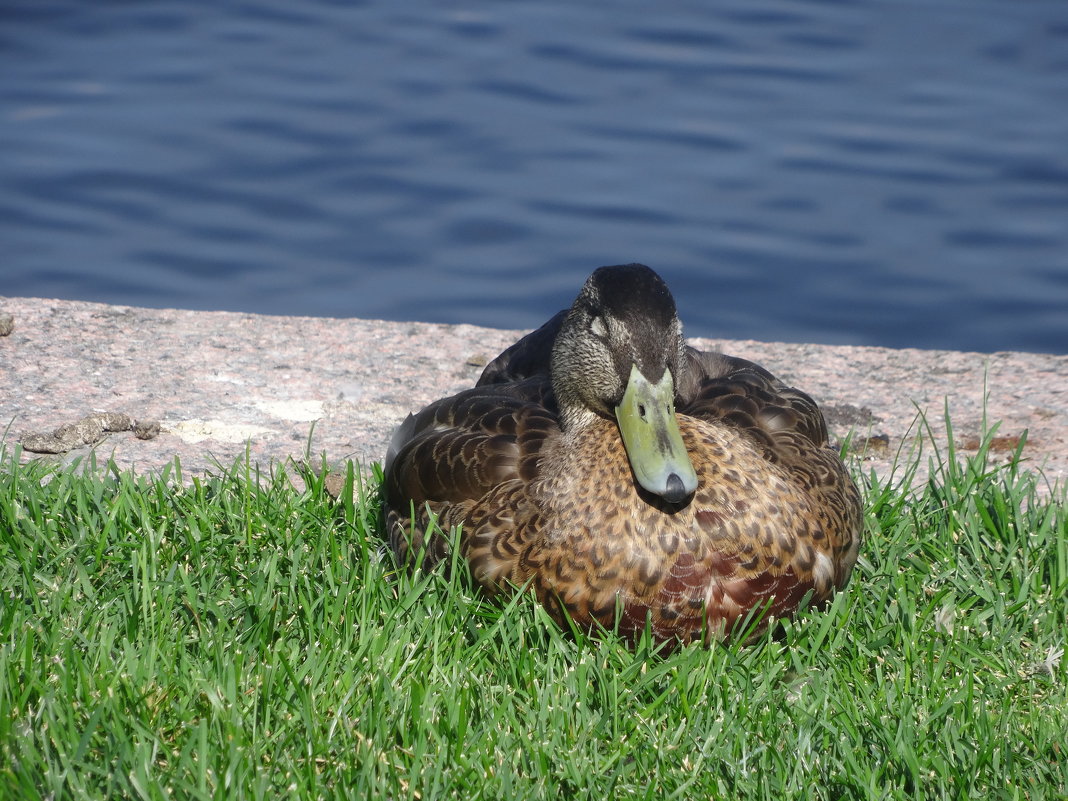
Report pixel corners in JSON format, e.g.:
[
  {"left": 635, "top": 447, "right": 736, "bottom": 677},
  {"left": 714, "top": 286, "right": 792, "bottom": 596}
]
[{"left": 2, "top": 297, "right": 1065, "bottom": 493}]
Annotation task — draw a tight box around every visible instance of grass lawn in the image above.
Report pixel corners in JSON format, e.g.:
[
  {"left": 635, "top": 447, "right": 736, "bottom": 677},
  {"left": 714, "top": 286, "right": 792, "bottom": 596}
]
[{"left": 1, "top": 428, "right": 1065, "bottom": 800}]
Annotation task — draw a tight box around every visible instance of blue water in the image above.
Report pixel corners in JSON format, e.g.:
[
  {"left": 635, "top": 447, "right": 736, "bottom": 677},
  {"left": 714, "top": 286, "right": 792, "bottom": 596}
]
[{"left": 3, "top": 1, "right": 1067, "bottom": 353}]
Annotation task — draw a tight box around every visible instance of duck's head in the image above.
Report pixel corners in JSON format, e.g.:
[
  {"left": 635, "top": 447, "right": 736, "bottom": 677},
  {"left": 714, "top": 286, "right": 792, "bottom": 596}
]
[{"left": 551, "top": 264, "right": 699, "bottom": 504}]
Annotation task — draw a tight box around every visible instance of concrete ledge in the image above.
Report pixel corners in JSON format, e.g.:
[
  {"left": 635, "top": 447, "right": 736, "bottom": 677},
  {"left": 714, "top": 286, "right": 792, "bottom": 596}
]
[{"left": 2, "top": 297, "right": 1066, "bottom": 491}]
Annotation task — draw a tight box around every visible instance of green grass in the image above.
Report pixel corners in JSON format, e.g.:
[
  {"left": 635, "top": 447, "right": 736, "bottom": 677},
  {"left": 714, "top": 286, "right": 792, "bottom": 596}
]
[{"left": 1, "top": 429, "right": 1065, "bottom": 800}]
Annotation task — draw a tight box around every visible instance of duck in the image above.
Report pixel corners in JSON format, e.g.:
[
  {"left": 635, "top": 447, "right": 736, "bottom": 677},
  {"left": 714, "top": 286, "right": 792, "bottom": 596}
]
[{"left": 383, "top": 263, "right": 862, "bottom": 645}]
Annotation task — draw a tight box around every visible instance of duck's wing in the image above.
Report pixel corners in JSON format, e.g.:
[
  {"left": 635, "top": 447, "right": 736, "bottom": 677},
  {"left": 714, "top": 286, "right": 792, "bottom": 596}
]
[
  {"left": 477, "top": 310, "right": 567, "bottom": 386},
  {"left": 678, "top": 347, "right": 829, "bottom": 450},
  {"left": 383, "top": 378, "right": 557, "bottom": 568}
]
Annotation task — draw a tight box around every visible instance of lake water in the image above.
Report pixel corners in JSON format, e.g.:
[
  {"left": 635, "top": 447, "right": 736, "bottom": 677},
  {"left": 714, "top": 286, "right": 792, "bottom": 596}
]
[{"left": 3, "top": 0, "right": 1067, "bottom": 353}]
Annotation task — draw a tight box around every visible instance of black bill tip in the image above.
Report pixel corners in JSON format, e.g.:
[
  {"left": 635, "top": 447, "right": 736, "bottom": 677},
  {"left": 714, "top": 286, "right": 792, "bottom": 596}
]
[{"left": 662, "top": 472, "right": 691, "bottom": 504}]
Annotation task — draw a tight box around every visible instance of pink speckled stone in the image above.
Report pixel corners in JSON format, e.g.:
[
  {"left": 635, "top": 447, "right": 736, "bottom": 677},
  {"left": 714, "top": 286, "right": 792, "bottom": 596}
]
[{"left": 1, "top": 297, "right": 1065, "bottom": 492}]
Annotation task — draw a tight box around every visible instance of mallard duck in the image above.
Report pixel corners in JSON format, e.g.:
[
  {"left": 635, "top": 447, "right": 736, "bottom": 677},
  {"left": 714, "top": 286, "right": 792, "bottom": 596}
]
[{"left": 384, "top": 264, "right": 862, "bottom": 644}]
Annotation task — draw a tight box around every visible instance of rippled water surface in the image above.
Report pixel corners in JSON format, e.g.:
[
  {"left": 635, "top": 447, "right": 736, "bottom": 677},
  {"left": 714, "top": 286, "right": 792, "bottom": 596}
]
[{"left": 3, "top": 0, "right": 1067, "bottom": 352}]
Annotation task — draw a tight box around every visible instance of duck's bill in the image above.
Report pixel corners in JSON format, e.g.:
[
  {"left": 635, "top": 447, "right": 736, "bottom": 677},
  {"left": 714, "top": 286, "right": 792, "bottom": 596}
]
[{"left": 615, "top": 364, "right": 698, "bottom": 504}]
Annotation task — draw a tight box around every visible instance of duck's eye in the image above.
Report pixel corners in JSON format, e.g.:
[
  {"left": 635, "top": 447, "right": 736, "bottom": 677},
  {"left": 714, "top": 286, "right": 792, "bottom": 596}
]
[{"left": 590, "top": 315, "right": 608, "bottom": 338}]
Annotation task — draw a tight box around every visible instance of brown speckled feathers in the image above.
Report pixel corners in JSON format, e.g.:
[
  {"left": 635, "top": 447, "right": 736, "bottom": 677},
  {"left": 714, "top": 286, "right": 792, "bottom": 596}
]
[{"left": 384, "top": 264, "right": 862, "bottom": 645}]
